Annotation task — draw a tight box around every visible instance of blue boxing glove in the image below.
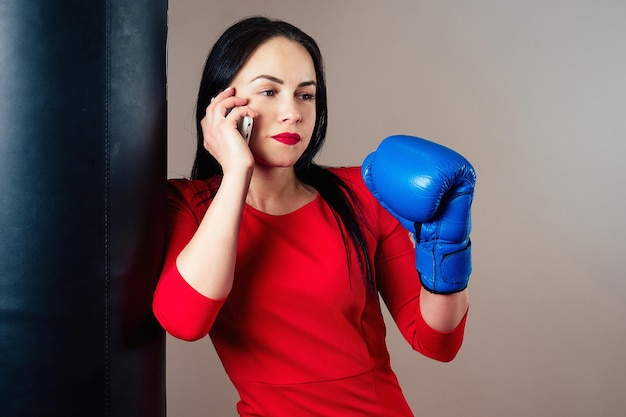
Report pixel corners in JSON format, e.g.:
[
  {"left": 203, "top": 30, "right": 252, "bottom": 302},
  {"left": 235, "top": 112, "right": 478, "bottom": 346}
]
[{"left": 362, "top": 135, "right": 476, "bottom": 294}]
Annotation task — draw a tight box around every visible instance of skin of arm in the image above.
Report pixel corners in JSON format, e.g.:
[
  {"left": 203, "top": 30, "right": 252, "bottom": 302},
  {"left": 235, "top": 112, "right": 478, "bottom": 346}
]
[{"left": 419, "top": 288, "right": 469, "bottom": 332}]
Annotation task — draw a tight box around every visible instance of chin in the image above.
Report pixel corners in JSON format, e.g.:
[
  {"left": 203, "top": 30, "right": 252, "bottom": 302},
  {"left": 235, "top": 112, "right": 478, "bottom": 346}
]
[{"left": 252, "top": 151, "right": 305, "bottom": 170}]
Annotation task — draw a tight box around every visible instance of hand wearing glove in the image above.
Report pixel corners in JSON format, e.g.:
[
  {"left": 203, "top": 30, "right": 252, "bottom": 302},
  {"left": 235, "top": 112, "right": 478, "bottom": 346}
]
[{"left": 362, "top": 135, "right": 476, "bottom": 294}]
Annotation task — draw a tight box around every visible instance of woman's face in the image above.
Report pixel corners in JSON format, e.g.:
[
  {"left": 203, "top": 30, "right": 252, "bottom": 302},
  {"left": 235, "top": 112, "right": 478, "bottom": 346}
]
[{"left": 229, "top": 36, "right": 317, "bottom": 169}]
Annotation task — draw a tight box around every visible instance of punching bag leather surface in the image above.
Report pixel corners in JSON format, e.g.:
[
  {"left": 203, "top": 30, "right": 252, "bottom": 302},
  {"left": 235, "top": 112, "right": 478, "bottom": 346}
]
[{"left": 0, "top": 1, "right": 167, "bottom": 416}]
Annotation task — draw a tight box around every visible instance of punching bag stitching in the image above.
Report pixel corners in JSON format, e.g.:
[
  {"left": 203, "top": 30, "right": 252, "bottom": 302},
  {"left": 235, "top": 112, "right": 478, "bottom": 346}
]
[{"left": 104, "top": 0, "right": 112, "bottom": 415}]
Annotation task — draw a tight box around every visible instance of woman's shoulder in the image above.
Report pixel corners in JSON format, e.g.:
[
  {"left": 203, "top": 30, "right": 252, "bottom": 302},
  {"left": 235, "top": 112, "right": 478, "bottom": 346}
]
[
  {"left": 167, "top": 176, "right": 221, "bottom": 206},
  {"left": 328, "top": 166, "right": 397, "bottom": 233},
  {"left": 328, "top": 166, "right": 362, "bottom": 185},
  {"left": 328, "top": 166, "right": 369, "bottom": 196}
]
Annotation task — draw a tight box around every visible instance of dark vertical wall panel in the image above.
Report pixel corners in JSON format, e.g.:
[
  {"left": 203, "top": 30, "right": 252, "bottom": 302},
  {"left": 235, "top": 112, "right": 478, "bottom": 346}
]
[{"left": 0, "top": 1, "right": 167, "bottom": 416}]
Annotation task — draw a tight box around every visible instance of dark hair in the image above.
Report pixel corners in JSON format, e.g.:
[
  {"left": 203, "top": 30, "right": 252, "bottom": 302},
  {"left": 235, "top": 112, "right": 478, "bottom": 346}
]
[{"left": 191, "top": 16, "right": 374, "bottom": 294}]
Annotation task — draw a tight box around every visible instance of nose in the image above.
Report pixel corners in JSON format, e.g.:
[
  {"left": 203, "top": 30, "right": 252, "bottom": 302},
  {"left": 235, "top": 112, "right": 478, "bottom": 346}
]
[{"left": 279, "top": 97, "right": 302, "bottom": 124}]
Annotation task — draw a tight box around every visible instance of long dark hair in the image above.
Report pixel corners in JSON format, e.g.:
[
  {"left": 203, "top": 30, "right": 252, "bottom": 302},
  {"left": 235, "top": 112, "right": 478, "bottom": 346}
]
[{"left": 191, "top": 16, "right": 374, "bottom": 294}]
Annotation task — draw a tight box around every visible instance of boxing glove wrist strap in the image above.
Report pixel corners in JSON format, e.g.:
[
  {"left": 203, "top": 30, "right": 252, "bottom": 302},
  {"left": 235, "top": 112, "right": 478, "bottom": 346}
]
[{"left": 415, "top": 237, "right": 472, "bottom": 295}]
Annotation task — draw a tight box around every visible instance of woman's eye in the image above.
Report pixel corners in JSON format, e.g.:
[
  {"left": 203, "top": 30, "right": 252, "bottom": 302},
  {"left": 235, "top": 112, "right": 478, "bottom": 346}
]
[
  {"left": 260, "top": 89, "right": 276, "bottom": 97},
  {"left": 299, "top": 93, "right": 315, "bottom": 101}
]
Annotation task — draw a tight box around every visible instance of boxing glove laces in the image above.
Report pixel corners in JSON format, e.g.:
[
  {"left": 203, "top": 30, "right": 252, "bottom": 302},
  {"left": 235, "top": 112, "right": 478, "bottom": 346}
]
[{"left": 362, "top": 135, "right": 476, "bottom": 294}]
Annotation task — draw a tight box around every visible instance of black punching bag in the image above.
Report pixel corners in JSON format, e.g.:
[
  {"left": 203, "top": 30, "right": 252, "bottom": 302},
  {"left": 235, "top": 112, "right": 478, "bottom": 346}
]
[{"left": 0, "top": 1, "right": 167, "bottom": 416}]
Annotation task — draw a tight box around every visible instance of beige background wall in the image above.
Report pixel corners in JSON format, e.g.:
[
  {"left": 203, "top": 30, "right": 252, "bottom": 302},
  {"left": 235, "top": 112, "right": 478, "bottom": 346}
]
[{"left": 165, "top": 1, "right": 626, "bottom": 415}]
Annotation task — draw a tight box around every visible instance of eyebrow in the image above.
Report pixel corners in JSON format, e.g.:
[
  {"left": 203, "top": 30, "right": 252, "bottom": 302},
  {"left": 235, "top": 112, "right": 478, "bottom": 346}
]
[{"left": 250, "top": 75, "right": 316, "bottom": 88}]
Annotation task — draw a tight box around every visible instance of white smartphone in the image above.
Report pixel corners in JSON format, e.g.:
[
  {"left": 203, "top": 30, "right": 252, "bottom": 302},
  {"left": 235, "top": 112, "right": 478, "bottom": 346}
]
[{"left": 237, "top": 115, "right": 253, "bottom": 143}]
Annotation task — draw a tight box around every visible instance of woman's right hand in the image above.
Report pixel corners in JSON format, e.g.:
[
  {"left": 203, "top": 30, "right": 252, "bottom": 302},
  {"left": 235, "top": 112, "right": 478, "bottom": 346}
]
[{"left": 201, "top": 87, "right": 258, "bottom": 174}]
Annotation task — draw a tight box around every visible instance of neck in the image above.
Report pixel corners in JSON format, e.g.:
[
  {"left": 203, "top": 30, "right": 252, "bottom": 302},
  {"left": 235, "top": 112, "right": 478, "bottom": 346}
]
[{"left": 246, "top": 166, "right": 316, "bottom": 215}]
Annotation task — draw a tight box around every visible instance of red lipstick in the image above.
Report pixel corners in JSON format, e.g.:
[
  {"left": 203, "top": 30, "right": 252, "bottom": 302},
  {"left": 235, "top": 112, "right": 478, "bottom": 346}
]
[{"left": 271, "top": 132, "right": 301, "bottom": 145}]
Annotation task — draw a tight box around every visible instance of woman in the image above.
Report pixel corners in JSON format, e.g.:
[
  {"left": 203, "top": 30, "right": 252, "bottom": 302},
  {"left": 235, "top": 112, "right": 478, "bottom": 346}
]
[{"left": 153, "top": 16, "right": 470, "bottom": 416}]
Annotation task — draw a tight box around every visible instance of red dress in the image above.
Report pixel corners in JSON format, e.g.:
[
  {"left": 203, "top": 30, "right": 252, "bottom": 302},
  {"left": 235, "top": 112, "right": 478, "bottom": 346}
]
[{"left": 153, "top": 167, "right": 467, "bottom": 416}]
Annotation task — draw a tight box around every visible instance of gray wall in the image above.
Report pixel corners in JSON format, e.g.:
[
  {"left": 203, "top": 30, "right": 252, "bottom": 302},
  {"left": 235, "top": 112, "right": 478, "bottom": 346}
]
[{"left": 166, "top": 1, "right": 626, "bottom": 416}]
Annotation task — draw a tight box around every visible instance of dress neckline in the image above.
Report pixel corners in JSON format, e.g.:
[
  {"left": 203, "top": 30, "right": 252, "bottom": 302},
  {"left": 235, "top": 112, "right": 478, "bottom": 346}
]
[{"left": 244, "top": 192, "right": 321, "bottom": 218}]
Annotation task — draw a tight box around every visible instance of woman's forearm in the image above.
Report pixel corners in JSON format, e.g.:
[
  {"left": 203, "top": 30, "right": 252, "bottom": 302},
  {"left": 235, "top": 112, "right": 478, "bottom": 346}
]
[
  {"left": 419, "top": 287, "right": 469, "bottom": 332},
  {"left": 175, "top": 168, "right": 252, "bottom": 299}
]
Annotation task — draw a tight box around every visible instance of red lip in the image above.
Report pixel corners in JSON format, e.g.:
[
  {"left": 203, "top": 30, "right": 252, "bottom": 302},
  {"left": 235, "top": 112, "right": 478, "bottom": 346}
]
[{"left": 271, "top": 132, "right": 301, "bottom": 145}]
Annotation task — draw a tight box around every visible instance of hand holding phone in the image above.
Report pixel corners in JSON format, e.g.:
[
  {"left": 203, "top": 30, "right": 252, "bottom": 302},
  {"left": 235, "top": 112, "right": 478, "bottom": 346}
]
[{"left": 237, "top": 115, "right": 253, "bottom": 143}]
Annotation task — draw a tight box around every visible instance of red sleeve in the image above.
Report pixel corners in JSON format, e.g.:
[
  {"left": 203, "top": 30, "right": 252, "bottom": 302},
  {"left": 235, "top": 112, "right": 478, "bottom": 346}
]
[
  {"left": 343, "top": 167, "right": 468, "bottom": 362},
  {"left": 152, "top": 179, "right": 226, "bottom": 341}
]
